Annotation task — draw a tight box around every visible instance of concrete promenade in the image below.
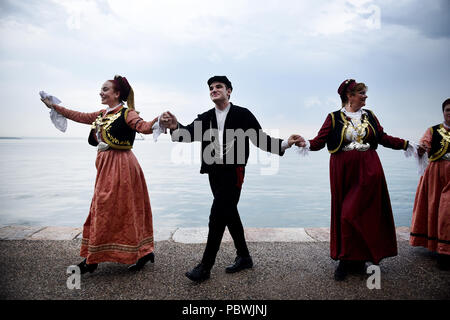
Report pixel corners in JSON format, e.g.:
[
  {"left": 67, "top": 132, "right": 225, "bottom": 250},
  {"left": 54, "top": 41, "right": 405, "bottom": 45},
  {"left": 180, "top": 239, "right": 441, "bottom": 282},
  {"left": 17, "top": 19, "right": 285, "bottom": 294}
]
[{"left": 0, "top": 225, "right": 449, "bottom": 300}]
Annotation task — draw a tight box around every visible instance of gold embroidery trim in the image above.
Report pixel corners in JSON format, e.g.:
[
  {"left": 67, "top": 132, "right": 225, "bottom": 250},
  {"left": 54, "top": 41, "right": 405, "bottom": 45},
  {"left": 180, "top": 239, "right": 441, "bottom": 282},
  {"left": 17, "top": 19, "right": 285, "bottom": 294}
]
[
  {"left": 367, "top": 110, "right": 377, "bottom": 140},
  {"left": 329, "top": 112, "right": 349, "bottom": 154},
  {"left": 330, "top": 111, "right": 375, "bottom": 154},
  {"left": 91, "top": 109, "right": 121, "bottom": 129},
  {"left": 430, "top": 124, "right": 449, "bottom": 161},
  {"left": 102, "top": 129, "right": 133, "bottom": 149},
  {"left": 82, "top": 237, "right": 154, "bottom": 253},
  {"left": 90, "top": 107, "right": 133, "bottom": 149},
  {"left": 438, "top": 126, "right": 450, "bottom": 144}
]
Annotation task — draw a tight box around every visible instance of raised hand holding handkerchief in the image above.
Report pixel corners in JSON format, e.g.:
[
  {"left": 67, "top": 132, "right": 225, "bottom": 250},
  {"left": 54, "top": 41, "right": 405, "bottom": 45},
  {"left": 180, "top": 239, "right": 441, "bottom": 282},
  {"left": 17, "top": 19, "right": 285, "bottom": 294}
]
[{"left": 39, "top": 91, "right": 67, "bottom": 132}]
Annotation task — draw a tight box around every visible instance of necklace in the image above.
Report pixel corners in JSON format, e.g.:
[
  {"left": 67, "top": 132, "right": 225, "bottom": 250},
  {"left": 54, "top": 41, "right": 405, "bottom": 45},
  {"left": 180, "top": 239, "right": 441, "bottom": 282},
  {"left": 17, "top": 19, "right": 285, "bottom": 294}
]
[
  {"left": 341, "top": 108, "right": 368, "bottom": 143},
  {"left": 209, "top": 121, "right": 235, "bottom": 157}
]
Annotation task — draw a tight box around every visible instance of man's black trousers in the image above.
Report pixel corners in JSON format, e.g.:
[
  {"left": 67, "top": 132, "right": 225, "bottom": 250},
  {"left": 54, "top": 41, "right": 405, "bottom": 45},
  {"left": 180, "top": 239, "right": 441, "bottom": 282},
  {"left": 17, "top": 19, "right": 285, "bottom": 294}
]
[{"left": 201, "top": 166, "right": 250, "bottom": 269}]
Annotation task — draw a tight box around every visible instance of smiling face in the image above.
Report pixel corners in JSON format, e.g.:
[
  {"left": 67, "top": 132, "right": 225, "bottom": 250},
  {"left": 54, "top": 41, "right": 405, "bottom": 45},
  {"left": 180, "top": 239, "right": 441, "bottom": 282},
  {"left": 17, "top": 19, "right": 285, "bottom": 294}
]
[
  {"left": 444, "top": 104, "right": 450, "bottom": 126},
  {"left": 209, "top": 81, "right": 231, "bottom": 105},
  {"left": 99, "top": 81, "right": 120, "bottom": 107},
  {"left": 347, "top": 89, "right": 367, "bottom": 111}
]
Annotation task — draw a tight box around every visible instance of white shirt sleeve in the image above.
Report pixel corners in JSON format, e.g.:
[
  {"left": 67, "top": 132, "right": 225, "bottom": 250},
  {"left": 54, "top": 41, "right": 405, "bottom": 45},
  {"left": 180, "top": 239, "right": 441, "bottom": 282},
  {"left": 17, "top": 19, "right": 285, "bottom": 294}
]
[{"left": 281, "top": 139, "right": 290, "bottom": 152}]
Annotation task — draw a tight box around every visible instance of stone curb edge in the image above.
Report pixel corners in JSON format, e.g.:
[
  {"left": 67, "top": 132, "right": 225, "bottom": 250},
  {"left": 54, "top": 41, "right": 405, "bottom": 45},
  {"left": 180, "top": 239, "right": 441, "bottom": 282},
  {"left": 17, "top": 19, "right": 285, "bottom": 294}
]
[{"left": 0, "top": 225, "right": 412, "bottom": 243}]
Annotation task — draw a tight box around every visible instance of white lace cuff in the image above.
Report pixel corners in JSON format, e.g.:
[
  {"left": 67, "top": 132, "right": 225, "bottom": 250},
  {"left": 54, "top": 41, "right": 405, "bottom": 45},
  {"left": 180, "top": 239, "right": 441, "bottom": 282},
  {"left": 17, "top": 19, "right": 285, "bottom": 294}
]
[
  {"left": 295, "top": 140, "right": 310, "bottom": 157},
  {"left": 281, "top": 140, "right": 290, "bottom": 153},
  {"left": 404, "top": 142, "right": 416, "bottom": 158},
  {"left": 405, "top": 141, "right": 429, "bottom": 176}
]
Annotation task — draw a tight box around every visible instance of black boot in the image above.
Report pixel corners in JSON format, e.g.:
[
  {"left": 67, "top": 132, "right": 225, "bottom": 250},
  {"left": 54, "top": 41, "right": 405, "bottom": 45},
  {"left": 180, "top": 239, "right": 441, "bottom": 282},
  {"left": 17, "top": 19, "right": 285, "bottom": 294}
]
[
  {"left": 128, "top": 252, "right": 155, "bottom": 271},
  {"left": 225, "top": 256, "right": 253, "bottom": 273},
  {"left": 437, "top": 254, "right": 450, "bottom": 271},
  {"left": 334, "top": 260, "right": 348, "bottom": 281},
  {"left": 185, "top": 263, "right": 211, "bottom": 282},
  {"left": 77, "top": 259, "right": 98, "bottom": 274},
  {"left": 349, "top": 260, "right": 367, "bottom": 275}
]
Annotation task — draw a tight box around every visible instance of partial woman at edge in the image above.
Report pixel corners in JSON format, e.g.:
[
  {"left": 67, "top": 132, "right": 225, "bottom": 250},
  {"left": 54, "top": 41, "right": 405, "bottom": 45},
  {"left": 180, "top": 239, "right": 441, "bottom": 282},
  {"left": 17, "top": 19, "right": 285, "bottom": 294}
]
[{"left": 410, "top": 98, "right": 450, "bottom": 270}]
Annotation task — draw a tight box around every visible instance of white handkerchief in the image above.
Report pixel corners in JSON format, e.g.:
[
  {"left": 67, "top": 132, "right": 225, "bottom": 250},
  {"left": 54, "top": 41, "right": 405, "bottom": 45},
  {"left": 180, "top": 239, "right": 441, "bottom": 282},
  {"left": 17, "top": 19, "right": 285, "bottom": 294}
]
[
  {"left": 39, "top": 91, "right": 67, "bottom": 132},
  {"left": 295, "top": 140, "right": 310, "bottom": 157},
  {"left": 152, "top": 115, "right": 167, "bottom": 142},
  {"left": 405, "top": 141, "right": 429, "bottom": 176}
]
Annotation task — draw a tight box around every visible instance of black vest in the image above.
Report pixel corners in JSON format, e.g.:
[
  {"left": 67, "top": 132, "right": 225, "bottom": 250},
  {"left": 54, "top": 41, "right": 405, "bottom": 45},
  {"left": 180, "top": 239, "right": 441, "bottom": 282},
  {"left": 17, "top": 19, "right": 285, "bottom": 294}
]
[
  {"left": 429, "top": 124, "right": 450, "bottom": 162},
  {"left": 326, "top": 109, "right": 379, "bottom": 153},
  {"left": 88, "top": 107, "right": 136, "bottom": 150}
]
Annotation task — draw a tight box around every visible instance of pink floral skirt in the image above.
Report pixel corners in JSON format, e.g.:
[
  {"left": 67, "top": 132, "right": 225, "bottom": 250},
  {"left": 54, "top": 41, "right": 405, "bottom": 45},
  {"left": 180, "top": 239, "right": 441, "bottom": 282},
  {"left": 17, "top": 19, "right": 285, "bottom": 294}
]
[
  {"left": 80, "top": 149, "right": 154, "bottom": 264},
  {"left": 410, "top": 160, "right": 450, "bottom": 255}
]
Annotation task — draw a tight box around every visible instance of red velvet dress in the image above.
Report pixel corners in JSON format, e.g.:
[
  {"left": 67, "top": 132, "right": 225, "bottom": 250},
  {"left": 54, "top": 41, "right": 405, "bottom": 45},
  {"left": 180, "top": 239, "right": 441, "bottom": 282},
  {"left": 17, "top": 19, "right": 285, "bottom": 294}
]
[
  {"left": 309, "top": 111, "right": 408, "bottom": 264},
  {"left": 53, "top": 105, "right": 158, "bottom": 264}
]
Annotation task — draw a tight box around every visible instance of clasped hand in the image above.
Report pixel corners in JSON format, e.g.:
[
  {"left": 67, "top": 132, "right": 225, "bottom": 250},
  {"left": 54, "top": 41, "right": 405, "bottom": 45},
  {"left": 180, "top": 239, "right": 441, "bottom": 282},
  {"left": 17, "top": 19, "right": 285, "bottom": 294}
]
[
  {"left": 288, "top": 134, "right": 307, "bottom": 147},
  {"left": 417, "top": 144, "right": 428, "bottom": 157},
  {"left": 160, "top": 111, "right": 178, "bottom": 130}
]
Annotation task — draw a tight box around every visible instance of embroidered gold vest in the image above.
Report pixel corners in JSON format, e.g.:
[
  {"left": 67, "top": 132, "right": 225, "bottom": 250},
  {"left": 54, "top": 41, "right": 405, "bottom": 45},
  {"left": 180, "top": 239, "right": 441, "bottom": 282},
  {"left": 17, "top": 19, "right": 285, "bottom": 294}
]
[
  {"left": 429, "top": 124, "right": 450, "bottom": 162},
  {"left": 88, "top": 107, "right": 135, "bottom": 150},
  {"left": 327, "top": 109, "right": 379, "bottom": 153}
]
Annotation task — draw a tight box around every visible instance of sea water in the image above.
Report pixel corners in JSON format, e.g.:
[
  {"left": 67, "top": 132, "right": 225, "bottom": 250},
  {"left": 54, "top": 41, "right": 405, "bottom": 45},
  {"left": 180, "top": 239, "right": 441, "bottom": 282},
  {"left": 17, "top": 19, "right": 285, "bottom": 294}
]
[{"left": 0, "top": 138, "right": 420, "bottom": 229}]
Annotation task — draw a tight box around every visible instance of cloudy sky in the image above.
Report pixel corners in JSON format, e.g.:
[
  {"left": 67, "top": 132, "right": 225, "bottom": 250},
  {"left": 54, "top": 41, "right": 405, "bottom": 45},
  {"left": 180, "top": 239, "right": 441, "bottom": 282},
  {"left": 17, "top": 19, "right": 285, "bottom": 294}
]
[{"left": 0, "top": 0, "right": 449, "bottom": 141}]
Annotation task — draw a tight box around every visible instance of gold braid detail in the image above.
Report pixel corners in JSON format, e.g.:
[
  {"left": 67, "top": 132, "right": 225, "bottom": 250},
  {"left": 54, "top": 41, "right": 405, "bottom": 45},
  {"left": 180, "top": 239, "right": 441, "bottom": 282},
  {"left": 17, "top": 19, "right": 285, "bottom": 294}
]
[{"left": 429, "top": 124, "right": 449, "bottom": 161}]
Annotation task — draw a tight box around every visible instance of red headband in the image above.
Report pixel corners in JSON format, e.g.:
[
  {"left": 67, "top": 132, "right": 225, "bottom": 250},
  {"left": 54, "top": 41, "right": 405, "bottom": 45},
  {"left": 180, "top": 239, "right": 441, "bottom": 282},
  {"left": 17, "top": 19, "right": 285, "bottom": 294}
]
[{"left": 338, "top": 79, "right": 357, "bottom": 96}]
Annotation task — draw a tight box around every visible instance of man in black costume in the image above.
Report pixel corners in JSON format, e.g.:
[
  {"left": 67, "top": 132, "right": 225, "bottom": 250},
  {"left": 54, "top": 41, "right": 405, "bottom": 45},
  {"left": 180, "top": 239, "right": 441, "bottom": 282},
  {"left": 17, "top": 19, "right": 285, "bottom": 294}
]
[{"left": 161, "top": 76, "right": 301, "bottom": 282}]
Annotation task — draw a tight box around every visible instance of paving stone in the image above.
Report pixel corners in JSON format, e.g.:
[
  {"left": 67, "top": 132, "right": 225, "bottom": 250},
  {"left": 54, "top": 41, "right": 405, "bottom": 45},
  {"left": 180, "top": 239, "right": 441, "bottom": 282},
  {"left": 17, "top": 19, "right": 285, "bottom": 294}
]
[
  {"left": 0, "top": 225, "right": 44, "bottom": 240},
  {"left": 172, "top": 227, "right": 233, "bottom": 244},
  {"left": 245, "top": 228, "right": 315, "bottom": 242},
  {"left": 0, "top": 225, "right": 412, "bottom": 244},
  {"left": 154, "top": 227, "right": 178, "bottom": 242},
  {"left": 396, "top": 226, "right": 411, "bottom": 241},
  {"left": 29, "top": 226, "right": 82, "bottom": 240},
  {"left": 172, "top": 227, "right": 208, "bottom": 243},
  {"left": 305, "top": 227, "right": 330, "bottom": 242}
]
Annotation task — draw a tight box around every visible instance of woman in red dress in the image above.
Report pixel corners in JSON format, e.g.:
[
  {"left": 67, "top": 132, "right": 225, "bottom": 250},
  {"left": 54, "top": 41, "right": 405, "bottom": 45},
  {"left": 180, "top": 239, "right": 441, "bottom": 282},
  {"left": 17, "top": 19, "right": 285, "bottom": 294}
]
[
  {"left": 41, "top": 75, "right": 159, "bottom": 273},
  {"left": 410, "top": 98, "right": 450, "bottom": 270},
  {"left": 297, "top": 79, "right": 411, "bottom": 280}
]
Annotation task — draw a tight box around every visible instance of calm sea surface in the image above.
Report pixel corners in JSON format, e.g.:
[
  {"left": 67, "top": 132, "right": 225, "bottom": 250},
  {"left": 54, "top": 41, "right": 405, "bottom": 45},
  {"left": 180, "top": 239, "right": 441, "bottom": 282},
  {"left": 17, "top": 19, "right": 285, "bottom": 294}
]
[{"left": 0, "top": 138, "right": 420, "bottom": 229}]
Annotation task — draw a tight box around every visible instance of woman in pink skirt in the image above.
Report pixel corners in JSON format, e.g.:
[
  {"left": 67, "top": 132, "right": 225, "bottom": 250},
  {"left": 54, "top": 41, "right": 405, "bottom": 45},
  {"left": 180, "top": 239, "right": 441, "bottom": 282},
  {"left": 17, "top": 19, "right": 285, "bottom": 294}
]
[
  {"left": 41, "top": 75, "right": 159, "bottom": 273},
  {"left": 410, "top": 98, "right": 450, "bottom": 270}
]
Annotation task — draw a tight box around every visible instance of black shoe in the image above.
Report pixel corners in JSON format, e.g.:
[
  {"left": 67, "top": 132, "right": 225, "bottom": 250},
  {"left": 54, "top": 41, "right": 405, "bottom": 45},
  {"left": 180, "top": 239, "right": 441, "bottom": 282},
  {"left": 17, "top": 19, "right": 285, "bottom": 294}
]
[
  {"left": 349, "top": 261, "right": 367, "bottom": 275},
  {"left": 185, "top": 263, "right": 211, "bottom": 282},
  {"left": 128, "top": 252, "right": 155, "bottom": 271},
  {"left": 334, "top": 260, "right": 348, "bottom": 281},
  {"left": 437, "top": 254, "right": 450, "bottom": 271},
  {"left": 225, "top": 256, "right": 253, "bottom": 274},
  {"left": 77, "top": 259, "right": 98, "bottom": 274}
]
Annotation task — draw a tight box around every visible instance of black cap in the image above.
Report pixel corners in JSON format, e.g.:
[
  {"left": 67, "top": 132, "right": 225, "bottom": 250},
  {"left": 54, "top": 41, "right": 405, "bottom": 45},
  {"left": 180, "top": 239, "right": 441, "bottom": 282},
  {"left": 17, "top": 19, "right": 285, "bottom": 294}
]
[{"left": 207, "top": 76, "right": 232, "bottom": 91}]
